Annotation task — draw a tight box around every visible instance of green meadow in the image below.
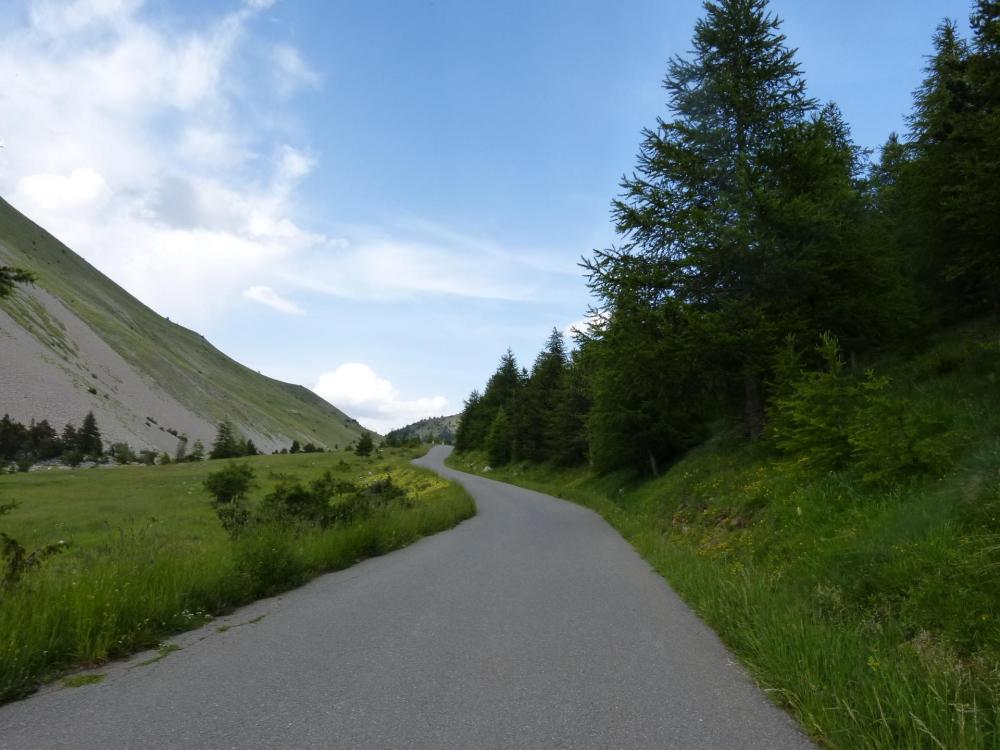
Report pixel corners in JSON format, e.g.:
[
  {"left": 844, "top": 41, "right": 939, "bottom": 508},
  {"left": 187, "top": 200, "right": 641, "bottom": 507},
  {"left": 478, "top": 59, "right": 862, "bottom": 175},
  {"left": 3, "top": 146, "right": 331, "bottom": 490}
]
[{"left": 0, "top": 446, "right": 475, "bottom": 703}]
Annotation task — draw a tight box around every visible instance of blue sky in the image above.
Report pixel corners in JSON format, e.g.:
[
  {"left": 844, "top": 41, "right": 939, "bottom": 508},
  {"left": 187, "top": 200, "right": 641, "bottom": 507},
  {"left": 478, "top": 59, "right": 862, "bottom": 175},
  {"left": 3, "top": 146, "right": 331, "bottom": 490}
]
[{"left": 0, "top": 0, "right": 973, "bottom": 431}]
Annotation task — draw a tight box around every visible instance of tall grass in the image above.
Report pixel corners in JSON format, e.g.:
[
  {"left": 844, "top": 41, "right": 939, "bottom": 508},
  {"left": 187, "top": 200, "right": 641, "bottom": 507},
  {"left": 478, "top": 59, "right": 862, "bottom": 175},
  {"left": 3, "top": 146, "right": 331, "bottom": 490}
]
[
  {"left": 452, "top": 450, "right": 1000, "bottom": 748},
  {"left": 0, "top": 452, "right": 474, "bottom": 703}
]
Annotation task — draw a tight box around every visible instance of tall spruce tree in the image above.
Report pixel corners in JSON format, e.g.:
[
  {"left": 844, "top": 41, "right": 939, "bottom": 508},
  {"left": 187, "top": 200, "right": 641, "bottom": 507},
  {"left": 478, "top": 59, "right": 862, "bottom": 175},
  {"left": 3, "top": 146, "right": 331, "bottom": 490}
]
[
  {"left": 547, "top": 348, "right": 592, "bottom": 467},
  {"left": 210, "top": 420, "right": 242, "bottom": 460},
  {"left": 78, "top": 412, "right": 102, "bottom": 457},
  {"left": 512, "top": 329, "right": 567, "bottom": 463},
  {"left": 905, "top": 9, "right": 1000, "bottom": 317},
  {"left": 590, "top": 0, "right": 817, "bottom": 437},
  {"left": 454, "top": 351, "right": 524, "bottom": 453},
  {"left": 485, "top": 407, "right": 513, "bottom": 466},
  {"left": 586, "top": 0, "right": 902, "bottom": 446}
]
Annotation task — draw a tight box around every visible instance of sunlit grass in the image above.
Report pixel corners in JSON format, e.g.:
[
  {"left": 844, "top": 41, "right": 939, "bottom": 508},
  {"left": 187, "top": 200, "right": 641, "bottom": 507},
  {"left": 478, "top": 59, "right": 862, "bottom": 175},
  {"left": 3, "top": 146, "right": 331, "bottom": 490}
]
[{"left": 0, "top": 446, "right": 474, "bottom": 703}]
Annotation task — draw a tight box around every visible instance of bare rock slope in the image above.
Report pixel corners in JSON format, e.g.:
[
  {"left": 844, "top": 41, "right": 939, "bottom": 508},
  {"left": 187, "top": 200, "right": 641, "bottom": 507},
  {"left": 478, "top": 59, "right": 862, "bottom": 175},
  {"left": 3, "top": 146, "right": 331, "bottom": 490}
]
[{"left": 0, "top": 198, "right": 366, "bottom": 454}]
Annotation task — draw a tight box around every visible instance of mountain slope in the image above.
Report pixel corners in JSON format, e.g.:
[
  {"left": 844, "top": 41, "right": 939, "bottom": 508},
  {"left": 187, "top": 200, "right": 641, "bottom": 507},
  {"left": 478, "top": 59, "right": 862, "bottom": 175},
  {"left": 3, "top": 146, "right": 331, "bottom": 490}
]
[
  {"left": 0, "top": 198, "right": 366, "bottom": 454},
  {"left": 386, "top": 414, "right": 459, "bottom": 444}
]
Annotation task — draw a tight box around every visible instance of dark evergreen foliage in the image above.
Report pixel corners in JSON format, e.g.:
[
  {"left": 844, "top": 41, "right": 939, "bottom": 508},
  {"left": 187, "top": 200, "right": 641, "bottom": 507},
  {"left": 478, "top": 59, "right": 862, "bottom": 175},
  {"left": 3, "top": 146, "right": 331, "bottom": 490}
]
[
  {"left": 454, "top": 0, "right": 998, "bottom": 477},
  {"left": 354, "top": 433, "right": 374, "bottom": 457},
  {"left": 0, "top": 266, "right": 36, "bottom": 299}
]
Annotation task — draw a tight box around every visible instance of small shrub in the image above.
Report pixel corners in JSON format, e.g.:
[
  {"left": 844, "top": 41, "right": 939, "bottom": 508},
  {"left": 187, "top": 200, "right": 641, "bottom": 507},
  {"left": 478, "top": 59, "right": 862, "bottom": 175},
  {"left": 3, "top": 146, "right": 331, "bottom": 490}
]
[
  {"left": 848, "top": 373, "right": 966, "bottom": 485},
  {"left": 62, "top": 450, "right": 83, "bottom": 467},
  {"left": 259, "top": 472, "right": 358, "bottom": 528},
  {"left": 203, "top": 463, "right": 255, "bottom": 537},
  {"left": 109, "top": 442, "right": 136, "bottom": 464},
  {"left": 767, "top": 334, "right": 861, "bottom": 471},
  {"left": 0, "top": 502, "right": 66, "bottom": 587}
]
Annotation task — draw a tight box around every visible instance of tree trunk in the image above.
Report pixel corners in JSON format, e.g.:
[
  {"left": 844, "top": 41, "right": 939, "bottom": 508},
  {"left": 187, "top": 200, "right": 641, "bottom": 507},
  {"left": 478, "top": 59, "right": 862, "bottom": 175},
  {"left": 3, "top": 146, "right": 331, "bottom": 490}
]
[
  {"left": 744, "top": 372, "right": 765, "bottom": 439},
  {"left": 647, "top": 448, "right": 660, "bottom": 477}
]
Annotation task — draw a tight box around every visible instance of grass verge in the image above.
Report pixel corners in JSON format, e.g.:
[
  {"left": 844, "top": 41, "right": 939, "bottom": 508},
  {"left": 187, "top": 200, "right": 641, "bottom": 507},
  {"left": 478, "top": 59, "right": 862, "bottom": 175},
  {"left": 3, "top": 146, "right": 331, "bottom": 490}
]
[
  {"left": 449, "top": 447, "right": 1000, "bottom": 749},
  {"left": 0, "top": 446, "right": 474, "bottom": 703}
]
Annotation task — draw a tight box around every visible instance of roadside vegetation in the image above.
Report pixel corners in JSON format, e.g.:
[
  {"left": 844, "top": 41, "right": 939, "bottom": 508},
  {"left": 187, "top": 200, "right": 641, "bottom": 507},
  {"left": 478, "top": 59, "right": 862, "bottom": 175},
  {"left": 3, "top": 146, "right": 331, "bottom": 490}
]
[
  {"left": 449, "top": 324, "right": 1000, "bottom": 748},
  {"left": 450, "top": 1, "right": 1000, "bottom": 747},
  {"left": 0, "top": 445, "right": 474, "bottom": 703}
]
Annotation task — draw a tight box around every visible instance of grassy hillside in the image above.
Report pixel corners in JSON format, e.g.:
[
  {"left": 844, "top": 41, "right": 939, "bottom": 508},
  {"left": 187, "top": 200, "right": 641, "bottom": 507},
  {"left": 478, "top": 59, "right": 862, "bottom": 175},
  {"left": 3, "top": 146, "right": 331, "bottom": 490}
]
[
  {"left": 386, "top": 414, "right": 459, "bottom": 445},
  {"left": 0, "top": 197, "right": 365, "bottom": 450},
  {"left": 0, "top": 445, "right": 475, "bottom": 702},
  {"left": 448, "top": 324, "right": 1000, "bottom": 749}
]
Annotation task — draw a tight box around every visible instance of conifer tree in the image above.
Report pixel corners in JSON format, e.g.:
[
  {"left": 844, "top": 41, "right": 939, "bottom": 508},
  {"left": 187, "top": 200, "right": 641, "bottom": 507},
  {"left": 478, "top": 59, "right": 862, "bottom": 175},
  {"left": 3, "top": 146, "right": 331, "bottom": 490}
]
[
  {"left": 189, "top": 440, "right": 205, "bottom": 462},
  {"left": 210, "top": 420, "right": 242, "bottom": 460},
  {"left": 485, "top": 407, "right": 513, "bottom": 466},
  {"left": 0, "top": 267, "right": 35, "bottom": 299},
  {"left": 586, "top": 0, "right": 901, "bottom": 445},
  {"left": 355, "top": 433, "right": 374, "bottom": 457},
  {"left": 79, "top": 412, "right": 102, "bottom": 457},
  {"left": 513, "top": 329, "right": 567, "bottom": 462},
  {"left": 454, "top": 351, "right": 524, "bottom": 453},
  {"left": 904, "top": 8, "right": 1000, "bottom": 317},
  {"left": 548, "top": 350, "right": 591, "bottom": 467}
]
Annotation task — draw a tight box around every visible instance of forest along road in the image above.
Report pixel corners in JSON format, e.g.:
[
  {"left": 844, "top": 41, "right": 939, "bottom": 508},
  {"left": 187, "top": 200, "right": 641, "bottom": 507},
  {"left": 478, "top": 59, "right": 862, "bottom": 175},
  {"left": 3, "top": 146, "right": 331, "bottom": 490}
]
[{"left": 0, "top": 446, "right": 814, "bottom": 750}]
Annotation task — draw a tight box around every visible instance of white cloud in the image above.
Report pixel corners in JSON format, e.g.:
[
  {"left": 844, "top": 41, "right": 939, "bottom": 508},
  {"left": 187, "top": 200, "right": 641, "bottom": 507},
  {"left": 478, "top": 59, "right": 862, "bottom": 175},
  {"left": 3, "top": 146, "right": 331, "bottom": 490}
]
[
  {"left": 0, "top": 0, "right": 575, "bottom": 330},
  {"left": 313, "top": 363, "right": 448, "bottom": 434},
  {"left": 243, "top": 285, "right": 305, "bottom": 315},
  {"left": 16, "top": 168, "right": 110, "bottom": 213},
  {"left": 0, "top": 0, "right": 322, "bottom": 325}
]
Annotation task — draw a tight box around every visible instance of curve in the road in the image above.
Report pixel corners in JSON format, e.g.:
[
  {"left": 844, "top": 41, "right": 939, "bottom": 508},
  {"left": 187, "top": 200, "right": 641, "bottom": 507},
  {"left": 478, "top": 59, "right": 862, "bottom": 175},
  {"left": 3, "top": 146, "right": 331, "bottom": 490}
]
[{"left": 0, "top": 446, "right": 814, "bottom": 749}]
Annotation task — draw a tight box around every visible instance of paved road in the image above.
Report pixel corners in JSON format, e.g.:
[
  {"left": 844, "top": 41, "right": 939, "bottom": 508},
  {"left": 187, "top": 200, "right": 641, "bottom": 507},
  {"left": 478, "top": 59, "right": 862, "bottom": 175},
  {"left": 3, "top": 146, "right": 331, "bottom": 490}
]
[{"left": 0, "top": 446, "right": 813, "bottom": 749}]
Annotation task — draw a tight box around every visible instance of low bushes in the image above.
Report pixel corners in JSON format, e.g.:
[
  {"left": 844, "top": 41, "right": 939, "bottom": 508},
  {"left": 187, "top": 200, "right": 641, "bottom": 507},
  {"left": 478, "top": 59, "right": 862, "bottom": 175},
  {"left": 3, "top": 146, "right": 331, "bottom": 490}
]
[{"left": 0, "top": 451, "right": 474, "bottom": 703}]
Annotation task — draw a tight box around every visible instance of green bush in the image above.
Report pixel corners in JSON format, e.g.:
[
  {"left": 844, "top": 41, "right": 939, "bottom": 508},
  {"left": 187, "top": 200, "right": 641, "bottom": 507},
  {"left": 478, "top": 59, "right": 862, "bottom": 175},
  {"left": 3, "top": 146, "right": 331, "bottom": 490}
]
[
  {"left": 109, "top": 443, "right": 136, "bottom": 465},
  {"left": 768, "top": 334, "right": 861, "bottom": 471},
  {"left": 203, "top": 463, "right": 255, "bottom": 537},
  {"left": 848, "top": 373, "right": 961, "bottom": 484}
]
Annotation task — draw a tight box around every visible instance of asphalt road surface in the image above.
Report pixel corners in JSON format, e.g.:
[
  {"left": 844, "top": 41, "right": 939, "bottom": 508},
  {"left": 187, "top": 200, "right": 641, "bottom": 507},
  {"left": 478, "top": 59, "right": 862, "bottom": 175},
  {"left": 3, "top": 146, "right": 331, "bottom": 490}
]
[{"left": 0, "top": 446, "right": 814, "bottom": 749}]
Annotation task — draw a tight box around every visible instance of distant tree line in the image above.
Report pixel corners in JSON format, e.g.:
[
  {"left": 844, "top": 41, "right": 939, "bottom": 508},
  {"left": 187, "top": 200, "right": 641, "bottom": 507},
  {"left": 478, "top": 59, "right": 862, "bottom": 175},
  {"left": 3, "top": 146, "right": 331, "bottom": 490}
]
[
  {"left": 0, "top": 411, "right": 104, "bottom": 469},
  {"left": 456, "top": 0, "right": 1000, "bottom": 474}
]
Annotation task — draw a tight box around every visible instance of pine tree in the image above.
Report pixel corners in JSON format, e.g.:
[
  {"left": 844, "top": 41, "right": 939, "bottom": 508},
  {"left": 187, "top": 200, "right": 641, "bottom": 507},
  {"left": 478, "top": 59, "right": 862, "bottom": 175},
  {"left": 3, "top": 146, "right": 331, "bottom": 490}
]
[
  {"left": 355, "top": 433, "right": 374, "bottom": 457},
  {"left": 0, "top": 415, "right": 28, "bottom": 462},
  {"left": 209, "top": 420, "right": 242, "bottom": 460},
  {"left": 454, "top": 351, "right": 524, "bottom": 453},
  {"left": 904, "top": 10, "right": 1000, "bottom": 317},
  {"left": 485, "top": 408, "right": 513, "bottom": 466},
  {"left": 548, "top": 350, "right": 591, "bottom": 467},
  {"left": 79, "top": 412, "right": 102, "bottom": 457},
  {"left": 586, "top": 0, "right": 898, "bottom": 442},
  {"left": 454, "top": 390, "right": 483, "bottom": 452},
  {"left": 189, "top": 440, "right": 205, "bottom": 462},
  {"left": 512, "top": 329, "right": 567, "bottom": 462},
  {"left": 174, "top": 435, "right": 188, "bottom": 462},
  {"left": 0, "top": 267, "right": 36, "bottom": 299},
  {"left": 60, "top": 424, "right": 79, "bottom": 453}
]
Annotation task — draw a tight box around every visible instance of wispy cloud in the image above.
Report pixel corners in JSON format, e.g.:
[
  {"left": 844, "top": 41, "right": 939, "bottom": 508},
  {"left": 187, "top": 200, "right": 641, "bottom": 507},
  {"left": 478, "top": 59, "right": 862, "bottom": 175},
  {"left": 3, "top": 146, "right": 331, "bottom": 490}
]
[
  {"left": 0, "top": 0, "right": 321, "bottom": 325},
  {"left": 243, "top": 285, "right": 305, "bottom": 315},
  {"left": 0, "top": 0, "right": 577, "bottom": 329}
]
